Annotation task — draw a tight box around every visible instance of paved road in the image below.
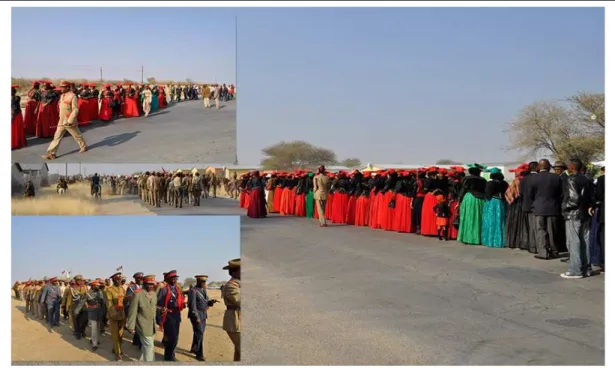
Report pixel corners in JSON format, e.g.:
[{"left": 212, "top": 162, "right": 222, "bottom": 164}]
[
  {"left": 12, "top": 99, "right": 236, "bottom": 164},
  {"left": 144, "top": 197, "right": 604, "bottom": 365}
]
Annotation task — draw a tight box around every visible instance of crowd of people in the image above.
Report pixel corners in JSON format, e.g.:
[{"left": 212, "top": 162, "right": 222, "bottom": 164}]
[
  {"left": 12, "top": 259, "right": 241, "bottom": 362},
  {"left": 10, "top": 80, "right": 235, "bottom": 153},
  {"left": 239, "top": 160, "right": 605, "bottom": 279}
]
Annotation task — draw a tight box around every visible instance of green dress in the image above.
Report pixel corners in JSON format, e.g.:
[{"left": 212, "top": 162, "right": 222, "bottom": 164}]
[{"left": 306, "top": 190, "right": 314, "bottom": 218}]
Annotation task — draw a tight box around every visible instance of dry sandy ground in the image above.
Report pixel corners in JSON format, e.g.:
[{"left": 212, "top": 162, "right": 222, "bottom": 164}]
[
  {"left": 11, "top": 289, "right": 234, "bottom": 363},
  {"left": 12, "top": 183, "right": 154, "bottom": 216}
]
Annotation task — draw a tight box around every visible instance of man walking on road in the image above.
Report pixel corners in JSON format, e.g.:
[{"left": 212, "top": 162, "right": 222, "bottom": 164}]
[
  {"left": 127, "top": 275, "right": 158, "bottom": 362},
  {"left": 42, "top": 81, "right": 88, "bottom": 160},
  {"left": 313, "top": 165, "right": 330, "bottom": 227},
  {"left": 106, "top": 272, "right": 127, "bottom": 361},
  {"left": 40, "top": 277, "right": 61, "bottom": 327},
  {"left": 222, "top": 259, "right": 241, "bottom": 362},
  {"left": 157, "top": 270, "right": 185, "bottom": 361},
  {"left": 189, "top": 275, "right": 218, "bottom": 361}
]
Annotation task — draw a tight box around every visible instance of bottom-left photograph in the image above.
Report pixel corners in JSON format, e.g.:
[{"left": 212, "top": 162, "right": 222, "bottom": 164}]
[{"left": 11, "top": 215, "right": 241, "bottom": 364}]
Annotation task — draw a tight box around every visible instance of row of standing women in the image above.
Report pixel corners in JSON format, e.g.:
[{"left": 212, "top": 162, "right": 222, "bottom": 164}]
[
  {"left": 238, "top": 165, "right": 516, "bottom": 248},
  {"left": 11, "top": 81, "right": 169, "bottom": 150}
]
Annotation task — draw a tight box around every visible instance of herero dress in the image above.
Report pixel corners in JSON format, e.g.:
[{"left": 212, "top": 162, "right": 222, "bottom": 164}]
[
  {"left": 457, "top": 175, "right": 488, "bottom": 245},
  {"left": 481, "top": 179, "right": 509, "bottom": 247},
  {"left": 504, "top": 177, "right": 525, "bottom": 249}
]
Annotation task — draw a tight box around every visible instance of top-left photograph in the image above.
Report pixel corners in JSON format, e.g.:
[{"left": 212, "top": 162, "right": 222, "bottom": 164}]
[{"left": 11, "top": 7, "right": 237, "bottom": 164}]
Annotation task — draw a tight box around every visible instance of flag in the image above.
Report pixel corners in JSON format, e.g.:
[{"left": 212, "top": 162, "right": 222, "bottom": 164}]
[
  {"left": 116, "top": 265, "right": 123, "bottom": 272},
  {"left": 161, "top": 167, "right": 167, "bottom": 174},
  {"left": 61, "top": 270, "right": 66, "bottom": 275}
]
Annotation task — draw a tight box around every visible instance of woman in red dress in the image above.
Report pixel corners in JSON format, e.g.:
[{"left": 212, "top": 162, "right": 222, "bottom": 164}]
[
  {"left": 11, "top": 85, "right": 27, "bottom": 150},
  {"left": 378, "top": 169, "right": 398, "bottom": 231},
  {"left": 36, "top": 81, "right": 59, "bottom": 138},
  {"left": 287, "top": 174, "right": 298, "bottom": 215},
  {"left": 294, "top": 172, "right": 307, "bottom": 217},
  {"left": 420, "top": 167, "right": 439, "bottom": 236},
  {"left": 77, "top": 84, "right": 91, "bottom": 127},
  {"left": 24, "top": 81, "right": 41, "bottom": 136},
  {"left": 368, "top": 171, "right": 384, "bottom": 229},
  {"left": 89, "top": 84, "right": 100, "bottom": 121},
  {"left": 331, "top": 171, "right": 350, "bottom": 224},
  {"left": 98, "top": 84, "right": 114, "bottom": 121},
  {"left": 447, "top": 167, "right": 465, "bottom": 240},
  {"left": 272, "top": 174, "right": 284, "bottom": 213},
  {"left": 158, "top": 86, "right": 167, "bottom": 109},
  {"left": 354, "top": 172, "right": 372, "bottom": 226},
  {"left": 247, "top": 171, "right": 267, "bottom": 218},
  {"left": 345, "top": 170, "right": 362, "bottom": 225},
  {"left": 393, "top": 171, "right": 413, "bottom": 233},
  {"left": 122, "top": 84, "right": 140, "bottom": 118}
]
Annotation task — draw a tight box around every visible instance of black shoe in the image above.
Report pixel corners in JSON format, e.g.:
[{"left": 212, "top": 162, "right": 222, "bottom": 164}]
[
  {"left": 560, "top": 258, "right": 570, "bottom": 263},
  {"left": 196, "top": 356, "right": 205, "bottom": 361}
]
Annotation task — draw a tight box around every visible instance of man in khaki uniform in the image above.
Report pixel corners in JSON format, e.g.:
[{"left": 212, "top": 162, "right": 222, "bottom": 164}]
[
  {"left": 126, "top": 275, "right": 158, "bottom": 362},
  {"left": 146, "top": 172, "right": 154, "bottom": 206},
  {"left": 213, "top": 84, "right": 221, "bottom": 109},
  {"left": 203, "top": 84, "right": 211, "bottom": 108},
  {"left": 152, "top": 172, "right": 161, "bottom": 208},
  {"left": 69, "top": 276, "right": 89, "bottom": 338},
  {"left": 222, "top": 258, "right": 241, "bottom": 362},
  {"left": 42, "top": 81, "right": 88, "bottom": 160},
  {"left": 313, "top": 165, "right": 331, "bottom": 227},
  {"left": 106, "top": 272, "right": 126, "bottom": 361},
  {"left": 210, "top": 173, "right": 219, "bottom": 198},
  {"left": 118, "top": 176, "right": 126, "bottom": 196}
]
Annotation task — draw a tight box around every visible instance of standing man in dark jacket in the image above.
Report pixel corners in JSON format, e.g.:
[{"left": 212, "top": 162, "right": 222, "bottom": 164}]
[
  {"left": 520, "top": 161, "right": 539, "bottom": 253},
  {"left": 593, "top": 167, "right": 605, "bottom": 272},
  {"left": 561, "top": 159, "right": 595, "bottom": 279},
  {"left": 529, "top": 159, "right": 562, "bottom": 260}
]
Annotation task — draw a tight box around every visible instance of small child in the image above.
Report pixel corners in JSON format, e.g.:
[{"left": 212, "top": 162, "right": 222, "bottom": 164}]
[{"left": 433, "top": 190, "right": 450, "bottom": 241}]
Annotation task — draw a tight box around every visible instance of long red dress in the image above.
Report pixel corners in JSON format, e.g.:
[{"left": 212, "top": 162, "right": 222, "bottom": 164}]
[
  {"left": 420, "top": 192, "right": 439, "bottom": 236},
  {"left": 325, "top": 192, "right": 335, "bottom": 220},
  {"left": 273, "top": 186, "right": 283, "bottom": 213},
  {"left": 11, "top": 95, "right": 26, "bottom": 149},
  {"left": 346, "top": 195, "right": 357, "bottom": 225},
  {"left": 354, "top": 195, "right": 371, "bottom": 226},
  {"left": 99, "top": 92, "right": 113, "bottom": 121},
  {"left": 77, "top": 97, "right": 91, "bottom": 126},
  {"left": 368, "top": 191, "right": 382, "bottom": 229},
  {"left": 332, "top": 192, "right": 349, "bottom": 224},
  {"left": 36, "top": 91, "right": 59, "bottom": 138},
  {"left": 24, "top": 88, "right": 40, "bottom": 136},
  {"left": 448, "top": 199, "right": 459, "bottom": 240},
  {"left": 280, "top": 188, "right": 290, "bottom": 215},
  {"left": 379, "top": 191, "right": 397, "bottom": 231},
  {"left": 89, "top": 97, "right": 99, "bottom": 121},
  {"left": 247, "top": 181, "right": 267, "bottom": 218},
  {"left": 294, "top": 192, "right": 306, "bottom": 217},
  {"left": 123, "top": 94, "right": 140, "bottom": 117},
  {"left": 239, "top": 190, "right": 247, "bottom": 208},
  {"left": 158, "top": 90, "right": 166, "bottom": 109},
  {"left": 393, "top": 194, "right": 412, "bottom": 233}
]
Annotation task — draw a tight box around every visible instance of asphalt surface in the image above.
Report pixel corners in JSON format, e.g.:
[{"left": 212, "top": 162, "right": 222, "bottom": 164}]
[
  {"left": 12, "top": 99, "right": 236, "bottom": 164},
  {"left": 141, "top": 196, "right": 604, "bottom": 365}
]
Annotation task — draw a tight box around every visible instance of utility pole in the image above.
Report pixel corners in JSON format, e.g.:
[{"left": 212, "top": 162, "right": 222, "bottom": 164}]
[
  {"left": 141, "top": 66, "right": 144, "bottom": 84},
  {"left": 235, "top": 15, "right": 238, "bottom": 88},
  {"left": 100, "top": 67, "right": 103, "bottom": 82}
]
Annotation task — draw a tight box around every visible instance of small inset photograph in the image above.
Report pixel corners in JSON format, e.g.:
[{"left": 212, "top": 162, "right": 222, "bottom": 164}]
[
  {"left": 11, "top": 216, "right": 241, "bottom": 363},
  {"left": 10, "top": 163, "right": 249, "bottom": 216},
  {"left": 11, "top": 7, "right": 236, "bottom": 164}
]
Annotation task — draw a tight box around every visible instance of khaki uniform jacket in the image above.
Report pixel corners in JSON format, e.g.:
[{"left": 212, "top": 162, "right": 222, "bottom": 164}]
[
  {"left": 222, "top": 278, "right": 240, "bottom": 332},
  {"left": 105, "top": 285, "right": 126, "bottom": 321},
  {"left": 126, "top": 290, "right": 157, "bottom": 337},
  {"left": 313, "top": 173, "right": 330, "bottom": 201},
  {"left": 67, "top": 285, "right": 88, "bottom": 310},
  {"left": 58, "top": 92, "right": 79, "bottom": 126}
]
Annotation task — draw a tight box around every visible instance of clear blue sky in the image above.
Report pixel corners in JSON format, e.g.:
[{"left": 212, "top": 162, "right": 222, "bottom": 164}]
[
  {"left": 235, "top": 7, "right": 605, "bottom": 165},
  {"left": 47, "top": 163, "right": 220, "bottom": 176},
  {"left": 12, "top": 216, "right": 240, "bottom": 282},
  {"left": 12, "top": 7, "right": 236, "bottom": 84}
]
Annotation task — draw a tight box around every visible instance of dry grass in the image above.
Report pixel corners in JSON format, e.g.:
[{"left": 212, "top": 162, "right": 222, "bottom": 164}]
[{"left": 12, "top": 183, "right": 100, "bottom": 216}]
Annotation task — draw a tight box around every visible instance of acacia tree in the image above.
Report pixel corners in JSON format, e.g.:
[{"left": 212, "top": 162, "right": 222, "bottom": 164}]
[
  {"left": 506, "top": 93, "right": 604, "bottom": 164},
  {"left": 436, "top": 159, "right": 462, "bottom": 165},
  {"left": 261, "top": 141, "right": 337, "bottom": 170},
  {"left": 146, "top": 77, "right": 156, "bottom": 85}
]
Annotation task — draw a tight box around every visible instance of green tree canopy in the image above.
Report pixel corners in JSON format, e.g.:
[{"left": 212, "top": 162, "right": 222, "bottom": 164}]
[
  {"left": 506, "top": 92, "right": 604, "bottom": 164},
  {"left": 261, "top": 141, "right": 337, "bottom": 170}
]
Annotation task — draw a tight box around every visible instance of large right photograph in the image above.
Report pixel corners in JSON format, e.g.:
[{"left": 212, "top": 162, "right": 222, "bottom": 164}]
[{"left": 235, "top": 6, "right": 605, "bottom": 366}]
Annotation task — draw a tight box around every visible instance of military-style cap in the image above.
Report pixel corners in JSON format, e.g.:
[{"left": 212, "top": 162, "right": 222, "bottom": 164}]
[
  {"left": 49, "top": 277, "right": 57, "bottom": 283},
  {"left": 110, "top": 272, "right": 122, "bottom": 280},
  {"left": 133, "top": 272, "right": 144, "bottom": 279},
  {"left": 58, "top": 81, "right": 71, "bottom": 88},
  {"left": 143, "top": 275, "right": 156, "bottom": 284},
  {"left": 223, "top": 258, "right": 241, "bottom": 270},
  {"left": 195, "top": 275, "right": 209, "bottom": 282},
  {"left": 11, "top": 84, "right": 19, "bottom": 89},
  {"left": 74, "top": 275, "right": 84, "bottom": 281},
  {"left": 165, "top": 270, "right": 178, "bottom": 279}
]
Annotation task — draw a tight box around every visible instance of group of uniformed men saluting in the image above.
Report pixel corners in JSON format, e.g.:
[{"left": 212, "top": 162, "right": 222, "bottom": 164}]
[{"left": 13, "top": 258, "right": 241, "bottom": 362}]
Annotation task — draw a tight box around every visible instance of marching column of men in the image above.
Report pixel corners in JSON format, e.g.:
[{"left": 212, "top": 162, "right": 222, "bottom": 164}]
[
  {"left": 14, "top": 258, "right": 241, "bottom": 362},
  {"left": 133, "top": 171, "right": 221, "bottom": 209}
]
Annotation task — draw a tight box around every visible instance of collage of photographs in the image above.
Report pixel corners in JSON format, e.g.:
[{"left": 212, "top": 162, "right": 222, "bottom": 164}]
[{"left": 8, "top": 3, "right": 608, "bottom": 367}]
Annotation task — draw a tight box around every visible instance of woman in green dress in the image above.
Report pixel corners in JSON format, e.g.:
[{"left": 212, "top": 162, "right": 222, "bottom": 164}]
[
  {"left": 457, "top": 164, "right": 488, "bottom": 245},
  {"left": 306, "top": 172, "right": 315, "bottom": 218},
  {"left": 481, "top": 168, "right": 509, "bottom": 247}
]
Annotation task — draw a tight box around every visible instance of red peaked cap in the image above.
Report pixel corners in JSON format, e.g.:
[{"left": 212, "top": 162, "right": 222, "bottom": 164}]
[
  {"left": 438, "top": 168, "right": 448, "bottom": 174},
  {"left": 165, "top": 270, "right": 178, "bottom": 279}
]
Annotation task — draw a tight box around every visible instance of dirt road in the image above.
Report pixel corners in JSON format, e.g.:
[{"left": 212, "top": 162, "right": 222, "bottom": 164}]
[{"left": 11, "top": 290, "right": 234, "bottom": 363}]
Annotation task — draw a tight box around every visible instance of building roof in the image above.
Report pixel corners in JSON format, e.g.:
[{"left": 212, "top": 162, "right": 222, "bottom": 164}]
[{"left": 15, "top": 163, "right": 49, "bottom": 172}]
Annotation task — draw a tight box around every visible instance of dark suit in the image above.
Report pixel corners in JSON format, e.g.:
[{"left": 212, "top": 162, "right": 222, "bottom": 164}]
[
  {"left": 529, "top": 170, "right": 562, "bottom": 258},
  {"left": 520, "top": 173, "right": 538, "bottom": 252},
  {"left": 596, "top": 175, "right": 605, "bottom": 265}
]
